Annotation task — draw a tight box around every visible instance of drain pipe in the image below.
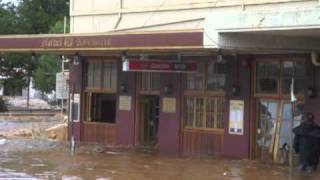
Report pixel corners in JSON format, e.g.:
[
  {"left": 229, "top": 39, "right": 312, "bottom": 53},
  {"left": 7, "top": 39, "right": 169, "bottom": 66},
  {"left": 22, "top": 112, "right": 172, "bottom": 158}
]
[{"left": 114, "top": 0, "right": 123, "bottom": 30}]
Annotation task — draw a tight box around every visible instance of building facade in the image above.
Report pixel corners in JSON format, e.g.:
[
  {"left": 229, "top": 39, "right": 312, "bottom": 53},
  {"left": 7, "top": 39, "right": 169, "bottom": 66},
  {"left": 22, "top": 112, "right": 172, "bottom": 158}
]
[{"left": 1, "top": 0, "right": 320, "bottom": 162}]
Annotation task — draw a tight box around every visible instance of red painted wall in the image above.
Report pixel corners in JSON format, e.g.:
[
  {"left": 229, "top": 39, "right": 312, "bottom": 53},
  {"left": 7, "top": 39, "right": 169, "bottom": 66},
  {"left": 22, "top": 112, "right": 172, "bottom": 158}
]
[
  {"left": 68, "top": 59, "right": 83, "bottom": 141},
  {"left": 158, "top": 73, "right": 181, "bottom": 154},
  {"left": 222, "top": 56, "right": 251, "bottom": 159},
  {"left": 115, "top": 61, "right": 136, "bottom": 146}
]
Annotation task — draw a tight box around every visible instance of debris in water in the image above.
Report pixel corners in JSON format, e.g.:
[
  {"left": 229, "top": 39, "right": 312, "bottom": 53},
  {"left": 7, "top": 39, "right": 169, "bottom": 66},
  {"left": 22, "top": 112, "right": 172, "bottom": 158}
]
[{"left": 0, "top": 139, "right": 6, "bottom": 145}]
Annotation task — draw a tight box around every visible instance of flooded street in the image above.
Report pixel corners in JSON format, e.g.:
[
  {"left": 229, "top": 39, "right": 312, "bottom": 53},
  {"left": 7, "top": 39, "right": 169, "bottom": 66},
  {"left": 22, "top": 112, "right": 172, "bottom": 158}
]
[
  {"left": 0, "top": 119, "right": 319, "bottom": 180},
  {"left": 0, "top": 142, "right": 319, "bottom": 180}
]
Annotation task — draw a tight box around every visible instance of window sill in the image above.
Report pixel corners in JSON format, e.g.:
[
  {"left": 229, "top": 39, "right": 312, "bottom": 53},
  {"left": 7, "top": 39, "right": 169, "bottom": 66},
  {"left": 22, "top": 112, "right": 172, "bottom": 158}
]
[
  {"left": 83, "top": 121, "right": 116, "bottom": 126},
  {"left": 183, "top": 128, "right": 224, "bottom": 134}
]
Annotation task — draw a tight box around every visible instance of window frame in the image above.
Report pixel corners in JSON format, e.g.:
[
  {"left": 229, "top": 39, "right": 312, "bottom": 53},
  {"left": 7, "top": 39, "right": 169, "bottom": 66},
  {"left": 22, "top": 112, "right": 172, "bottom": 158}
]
[
  {"left": 84, "top": 59, "right": 117, "bottom": 93},
  {"left": 182, "top": 60, "right": 226, "bottom": 131},
  {"left": 254, "top": 57, "right": 305, "bottom": 100}
]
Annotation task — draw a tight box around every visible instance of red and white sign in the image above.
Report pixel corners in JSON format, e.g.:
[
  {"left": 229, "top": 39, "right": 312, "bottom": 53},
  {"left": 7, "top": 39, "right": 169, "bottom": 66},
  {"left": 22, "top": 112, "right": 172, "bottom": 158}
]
[{"left": 122, "top": 59, "right": 197, "bottom": 73}]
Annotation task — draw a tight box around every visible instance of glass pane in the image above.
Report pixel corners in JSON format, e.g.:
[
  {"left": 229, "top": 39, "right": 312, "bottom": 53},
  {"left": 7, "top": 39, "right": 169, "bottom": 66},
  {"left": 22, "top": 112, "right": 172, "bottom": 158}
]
[
  {"left": 282, "top": 61, "right": 294, "bottom": 77},
  {"left": 195, "top": 97, "right": 204, "bottom": 128},
  {"left": 206, "top": 98, "right": 215, "bottom": 128},
  {"left": 184, "top": 97, "right": 194, "bottom": 127},
  {"left": 256, "top": 62, "right": 279, "bottom": 94},
  {"left": 151, "top": 73, "right": 161, "bottom": 90},
  {"left": 186, "top": 63, "right": 205, "bottom": 90},
  {"left": 93, "top": 63, "right": 102, "bottom": 88},
  {"left": 87, "top": 63, "right": 94, "bottom": 88},
  {"left": 257, "top": 79, "right": 278, "bottom": 94},
  {"left": 207, "top": 62, "right": 226, "bottom": 91},
  {"left": 102, "top": 63, "right": 112, "bottom": 88},
  {"left": 295, "top": 61, "right": 305, "bottom": 77},
  {"left": 281, "top": 61, "right": 305, "bottom": 94},
  {"left": 257, "top": 101, "right": 278, "bottom": 148},
  {"left": 216, "top": 97, "right": 225, "bottom": 128}
]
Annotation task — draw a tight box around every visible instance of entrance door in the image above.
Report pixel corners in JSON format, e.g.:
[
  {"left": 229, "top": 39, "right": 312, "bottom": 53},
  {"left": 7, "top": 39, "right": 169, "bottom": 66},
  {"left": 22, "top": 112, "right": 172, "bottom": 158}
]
[
  {"left": 140, "top": 95, "right": 160, "bottom": 146},
  {"left": 256, "top": 99, "right": 304, "bottom": 162},
  {"left": 256, "top": 100, "right": 279, "bottom": 162}
]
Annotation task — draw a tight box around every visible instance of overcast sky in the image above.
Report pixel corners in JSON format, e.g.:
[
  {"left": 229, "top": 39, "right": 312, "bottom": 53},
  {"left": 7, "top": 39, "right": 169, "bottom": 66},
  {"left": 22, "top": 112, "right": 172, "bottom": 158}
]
[{"left": 2, "top": 0, "right": 18, "bottom": 5}]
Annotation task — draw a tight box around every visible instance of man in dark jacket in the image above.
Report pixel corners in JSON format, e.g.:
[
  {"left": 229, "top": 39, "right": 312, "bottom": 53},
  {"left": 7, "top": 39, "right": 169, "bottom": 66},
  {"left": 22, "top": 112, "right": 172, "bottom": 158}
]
[{"left": 293, "top": 113, "right": 320, "bottom": 172}]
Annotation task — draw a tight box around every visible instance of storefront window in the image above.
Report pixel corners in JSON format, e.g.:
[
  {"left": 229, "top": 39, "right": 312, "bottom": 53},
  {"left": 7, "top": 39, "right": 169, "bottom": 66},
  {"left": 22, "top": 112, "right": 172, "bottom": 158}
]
[
  {"left": 88, "top": 93, "right": 116, "bottom": 123},
  {"left": 256, "top": 62, "right": 279, "bottom": 94},
  {"left": 140, "top": 72, "right": 161, "bottom": 91},
  {"left": 207, "top": 62, "right": 226, "bottom": 91},
  {"left": 255, "top": 60, "right": 305, "bottom": 95},
  {"left": 184, "top": 61, "right": 226, "bottom": 130},
  {"left": 281, "top": 61, "right": 305, "bottom": 94},
  {"left": 186, "top": 63, "right": 205, "bottom": 90},
  {"left": 86, "top": 61, "right": 117, "bottom": 91},
  {"left": 184, "top": 96, "right": 225, "bottom": 129}
]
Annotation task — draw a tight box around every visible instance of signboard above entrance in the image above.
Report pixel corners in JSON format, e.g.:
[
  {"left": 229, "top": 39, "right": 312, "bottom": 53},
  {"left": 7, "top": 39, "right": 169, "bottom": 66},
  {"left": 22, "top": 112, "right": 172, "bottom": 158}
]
[{"left": 122, "top": 60, "right": 197, "bottom": 73}]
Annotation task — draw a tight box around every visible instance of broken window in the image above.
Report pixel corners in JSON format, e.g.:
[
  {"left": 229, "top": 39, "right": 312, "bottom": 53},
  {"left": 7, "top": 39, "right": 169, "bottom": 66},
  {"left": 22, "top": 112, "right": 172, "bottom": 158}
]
[{"left": 88, "top": 93, "right": 116, "bottom": 123}]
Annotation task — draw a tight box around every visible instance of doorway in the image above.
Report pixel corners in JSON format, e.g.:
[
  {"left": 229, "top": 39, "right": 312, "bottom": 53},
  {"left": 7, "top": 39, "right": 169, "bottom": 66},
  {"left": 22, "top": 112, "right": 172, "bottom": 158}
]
[
  {"left": 139, "top": 95, "right": 160, "bottom": 147},
  {"left": 255, "top": 99, "right": 304, "bottom": 162}
]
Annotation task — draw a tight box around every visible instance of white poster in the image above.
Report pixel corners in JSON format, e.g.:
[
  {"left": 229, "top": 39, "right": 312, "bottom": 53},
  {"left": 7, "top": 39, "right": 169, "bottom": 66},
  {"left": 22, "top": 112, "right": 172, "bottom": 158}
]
[
  {"left": 70, "top": 93, "right": 80, "bottom": 122},
  {"left": 228, "top": 100, "right": 244, "bottom": 135},
  {"left": 56, "top": 72, "right": 69, "bottom": 99}
]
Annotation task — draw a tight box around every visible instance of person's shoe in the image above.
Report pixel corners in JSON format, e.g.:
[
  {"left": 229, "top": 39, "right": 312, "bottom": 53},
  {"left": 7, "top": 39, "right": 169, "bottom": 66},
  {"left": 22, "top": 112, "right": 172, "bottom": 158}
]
[{"left": 298, "top": 164, "right": 306, "bottom": 171}]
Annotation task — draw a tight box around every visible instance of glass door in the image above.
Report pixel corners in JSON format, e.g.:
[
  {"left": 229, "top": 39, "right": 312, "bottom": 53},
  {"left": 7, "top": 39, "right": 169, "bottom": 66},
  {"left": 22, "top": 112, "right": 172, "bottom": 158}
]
[
  {"left": 256, "top": 100, "right": 279, "bottom": 162},
  {"left": 256, "top": 100, "right": 304, "bottom": 163}
]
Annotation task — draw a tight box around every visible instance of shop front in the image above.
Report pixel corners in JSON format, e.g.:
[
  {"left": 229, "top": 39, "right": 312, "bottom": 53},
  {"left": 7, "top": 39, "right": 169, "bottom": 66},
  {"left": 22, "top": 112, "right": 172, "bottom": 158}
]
[{"left": 0, "top": 27, "right": 319, "bottom": 162}]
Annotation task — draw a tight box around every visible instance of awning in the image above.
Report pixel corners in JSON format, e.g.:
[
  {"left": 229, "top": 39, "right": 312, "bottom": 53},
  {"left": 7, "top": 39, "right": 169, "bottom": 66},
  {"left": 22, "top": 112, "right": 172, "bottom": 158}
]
[
  {"left": 0, "top": 30, "right": 204, "bottom": 55},
  {"left": 204, "top": 7, "right": 320, "bottom": 53}
]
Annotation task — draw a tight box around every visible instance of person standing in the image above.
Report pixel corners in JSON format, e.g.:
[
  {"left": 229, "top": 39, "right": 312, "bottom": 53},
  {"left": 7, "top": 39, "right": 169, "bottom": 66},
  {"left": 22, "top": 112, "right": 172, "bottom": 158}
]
[{"left": 293, "top": 113, "right": 320, "bottom": 172}]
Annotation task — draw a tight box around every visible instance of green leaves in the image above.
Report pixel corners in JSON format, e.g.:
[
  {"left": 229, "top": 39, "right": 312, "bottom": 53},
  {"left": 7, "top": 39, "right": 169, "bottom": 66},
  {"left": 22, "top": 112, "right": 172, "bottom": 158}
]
[{"left": 0, "top": 0, "right": 69, "bottom": 96}]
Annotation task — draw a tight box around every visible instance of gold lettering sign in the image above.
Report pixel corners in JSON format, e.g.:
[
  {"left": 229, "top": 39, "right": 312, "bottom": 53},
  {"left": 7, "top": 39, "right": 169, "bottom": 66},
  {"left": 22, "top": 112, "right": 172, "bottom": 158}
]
[
  {"left": 119, "top": 96, "right": 132, "bottom": 111},
  {"left": 40, "top": 37, "right": 112, "bottom": 48},
  {"left": 162, "top": 97, "right": 176, "bottom": 113}
]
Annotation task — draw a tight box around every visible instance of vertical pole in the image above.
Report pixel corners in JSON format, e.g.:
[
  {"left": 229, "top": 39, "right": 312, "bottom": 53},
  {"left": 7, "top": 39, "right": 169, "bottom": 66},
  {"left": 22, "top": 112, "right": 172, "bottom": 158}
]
[
  {"left": 64, "top": 16, "right": 67, "bottom": 34},
  {"left": 289, "top": 72, "right": 296, "bottom": 177},
  {"left": 70, "top": 83, "right": 75, "bottom": 154},
  {"left": 26, "top": 75, "right": 30, "bottom": 109},
  {"left": 61, "top": 56, "right": 65, "bottom": 114}
]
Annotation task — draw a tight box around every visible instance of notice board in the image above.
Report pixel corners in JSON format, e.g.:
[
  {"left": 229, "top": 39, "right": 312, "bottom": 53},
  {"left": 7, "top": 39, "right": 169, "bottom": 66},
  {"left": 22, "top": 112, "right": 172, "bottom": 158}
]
[{"left": 228, "top": 100, "right": 244, "bottom": 135}]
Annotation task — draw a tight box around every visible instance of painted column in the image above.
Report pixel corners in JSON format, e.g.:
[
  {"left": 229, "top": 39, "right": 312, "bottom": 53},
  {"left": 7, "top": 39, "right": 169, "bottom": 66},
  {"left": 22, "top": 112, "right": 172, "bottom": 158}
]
[
  {"left": 69, "top": 59, "right": 83, "bottom": 141},
  {"left": 158, "top": 73, "right": 181, "bottom": 154},
  {"left": 115, "top": 61, "right": 136, "bottom": 146},
  {"left": 222, "top": 56, "right": 251, "bottom": 158}
]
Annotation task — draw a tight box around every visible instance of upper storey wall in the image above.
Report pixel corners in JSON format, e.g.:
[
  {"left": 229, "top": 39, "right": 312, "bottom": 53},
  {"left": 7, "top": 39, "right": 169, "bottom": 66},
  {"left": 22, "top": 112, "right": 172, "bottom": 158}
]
[{"left": 69, "top": 0, "right": 319, "bottom": 33}]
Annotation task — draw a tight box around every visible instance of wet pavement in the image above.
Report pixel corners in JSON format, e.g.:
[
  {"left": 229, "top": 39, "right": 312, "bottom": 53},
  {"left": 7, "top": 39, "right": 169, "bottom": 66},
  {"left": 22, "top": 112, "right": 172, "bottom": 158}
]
[{"left": 0, "top": 119, "right": 320, "bottom": 180}]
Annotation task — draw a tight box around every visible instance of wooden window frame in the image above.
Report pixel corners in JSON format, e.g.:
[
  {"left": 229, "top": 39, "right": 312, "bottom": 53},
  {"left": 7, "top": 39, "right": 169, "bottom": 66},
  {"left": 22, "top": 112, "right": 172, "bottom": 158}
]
[
  {"left": 84, "top": 59, "right": 117, "bottom": 93},
  {"left": 182, "top": 60, "right": 226, "bottom": 132},
  {"left": 254, "top": 58, "right": 305, "bottom": 100},
  {"left": 137, "top": 72, "right": 161, "bottom": 95}
]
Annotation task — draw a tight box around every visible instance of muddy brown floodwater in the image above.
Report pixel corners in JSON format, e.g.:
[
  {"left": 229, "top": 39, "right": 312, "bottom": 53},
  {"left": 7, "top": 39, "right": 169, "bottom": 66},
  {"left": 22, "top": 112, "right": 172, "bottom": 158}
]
[
  {"left": 0, "top": 119, "right": 319, "bottom": 180},
  {"left": 0, "top": 143, "right": 319, "bottom": 180}
]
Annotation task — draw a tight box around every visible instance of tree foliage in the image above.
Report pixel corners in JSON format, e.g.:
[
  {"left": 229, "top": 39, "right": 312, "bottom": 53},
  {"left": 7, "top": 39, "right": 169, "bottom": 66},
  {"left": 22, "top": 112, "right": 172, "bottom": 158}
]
[{"left": 0, "top": 0, "right": 69, "bottom": 97}]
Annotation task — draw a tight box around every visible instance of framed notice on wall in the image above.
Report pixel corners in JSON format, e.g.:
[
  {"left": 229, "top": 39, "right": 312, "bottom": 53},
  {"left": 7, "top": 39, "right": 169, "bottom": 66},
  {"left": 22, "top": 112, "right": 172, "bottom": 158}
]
[
  {"left": 162, "top": 97, "right": 176, "bottom": 113},
  {"left": 119, "top": 96, "right": 132, "bottom": 111},
  {"left": 228, "top": 100, "right": 244, "bottom": 135}
]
